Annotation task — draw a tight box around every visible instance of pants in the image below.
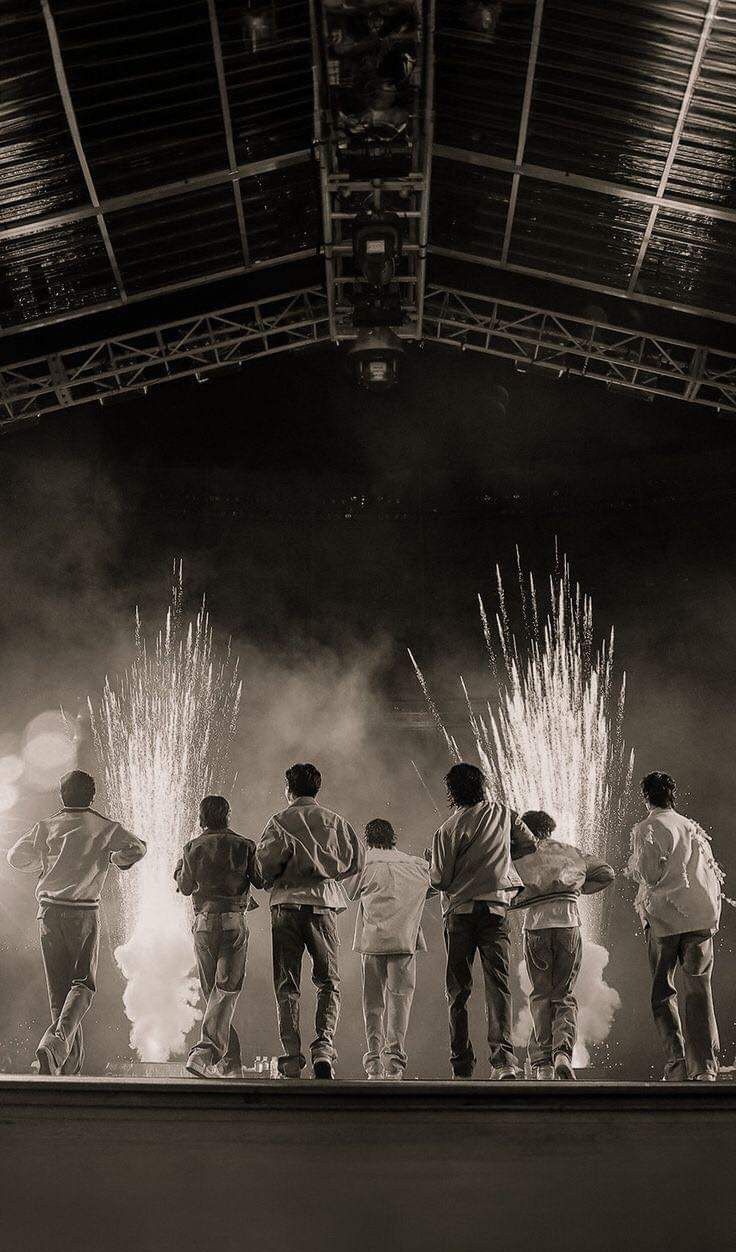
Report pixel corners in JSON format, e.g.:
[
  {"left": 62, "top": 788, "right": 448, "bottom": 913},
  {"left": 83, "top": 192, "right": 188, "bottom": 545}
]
[
  {"left": 38, "top": 904, "right": 100, "bottom": 1075},
  {"left": 524, "top": 926, "right": 582, "bottom": 1067},
  {"left": 444, "top": 903, "right": 515, "bottom": 1076},
  {"left": 189, "top": 912, "right": 249, "bottom": 1071},
  {"left": 271, "top": 905, "right": 340, "bottom": 1076},
  {"left": 361, "top": 953, "right": 416, "bottom": 1074},
  {"left": 647, "top": 926, "right": 720, "bottom": 1079}
]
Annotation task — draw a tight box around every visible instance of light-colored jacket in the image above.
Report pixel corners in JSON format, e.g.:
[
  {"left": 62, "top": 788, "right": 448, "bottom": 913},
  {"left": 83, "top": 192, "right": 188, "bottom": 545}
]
[
  {"left": 512, "top": 838, "right": 615, "bottom": 910},
  {"left": 349, "top": 847, "right": 431, "bottom": 954},
  {"left": 627, "top": 807, "right": 722, "bottom": 938},
  {"left": 430, "top": 801, "right": 536, "bottom": 916},
  {"left": 7, "top": 806, "right": 146, "bottom": 911},
  {"left": 255, "top": 796, "right": 364, "bottom": 912}
]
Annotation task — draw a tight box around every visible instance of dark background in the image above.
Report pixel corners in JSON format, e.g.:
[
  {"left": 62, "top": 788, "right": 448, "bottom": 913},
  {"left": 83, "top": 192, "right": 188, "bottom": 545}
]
[{"left": 1, "top": 338, "right": 735, "bottom": 1079}]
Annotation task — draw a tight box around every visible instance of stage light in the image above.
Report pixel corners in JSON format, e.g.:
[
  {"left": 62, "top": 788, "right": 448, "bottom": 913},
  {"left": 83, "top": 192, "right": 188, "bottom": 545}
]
[
  {"left": 348, "top": 329, "right": 404, "bottom": 390},
  {"left": 353, "top": 213, "right": 403, "bottom": 286},
  {"left": 0, "top": 754, "right": 23, "bottom": 785},
  {"left": 0, "top": 783, "right": 18, "bottom": 814},
  {"left": 22, "top": 710, "right": 76, "bottom": 792}
]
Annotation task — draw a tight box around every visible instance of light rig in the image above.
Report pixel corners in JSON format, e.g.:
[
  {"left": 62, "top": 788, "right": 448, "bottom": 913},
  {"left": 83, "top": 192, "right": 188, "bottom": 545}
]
[{"left": 310, "top": 0, "right": 436, "bottom": 390}]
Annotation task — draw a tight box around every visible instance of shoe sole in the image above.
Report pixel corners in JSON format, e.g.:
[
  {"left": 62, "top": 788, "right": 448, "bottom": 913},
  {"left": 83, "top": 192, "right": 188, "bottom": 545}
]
[{"left": 35, "top": 1045, "right": 60, "bottom": 1077}]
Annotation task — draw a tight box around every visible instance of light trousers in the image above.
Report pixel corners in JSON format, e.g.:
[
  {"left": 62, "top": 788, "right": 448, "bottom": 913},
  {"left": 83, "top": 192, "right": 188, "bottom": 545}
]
[{"left": 361, "top": 952, "right": 416, "bottom": 1074}]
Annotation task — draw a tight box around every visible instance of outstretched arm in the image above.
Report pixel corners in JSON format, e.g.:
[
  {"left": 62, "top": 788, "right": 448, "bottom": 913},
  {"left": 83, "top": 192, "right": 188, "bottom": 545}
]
[
  {"left": 7, "top": 824, "right": 44, "bottom": 874},
  {"left": 510, "top": 812, "right": 537, "bottom": 861}
]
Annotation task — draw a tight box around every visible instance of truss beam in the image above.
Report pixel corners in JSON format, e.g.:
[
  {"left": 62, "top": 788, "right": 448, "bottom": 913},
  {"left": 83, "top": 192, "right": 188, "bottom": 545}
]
[
  {"left": 501, "top": 0, "right": 544, "bottom": 265},
  {"left": 207, "top": 0, "right": 251, "bottom": 268}
]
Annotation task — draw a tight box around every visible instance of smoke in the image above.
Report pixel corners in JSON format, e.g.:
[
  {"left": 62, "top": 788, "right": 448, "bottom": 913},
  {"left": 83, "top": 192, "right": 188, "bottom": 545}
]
[
  {"left": 115, "top": 912, "right": 201, "bottom": 1062},
  {"left": 513, "top": 937, "right": 621, "bottom": 1069}
]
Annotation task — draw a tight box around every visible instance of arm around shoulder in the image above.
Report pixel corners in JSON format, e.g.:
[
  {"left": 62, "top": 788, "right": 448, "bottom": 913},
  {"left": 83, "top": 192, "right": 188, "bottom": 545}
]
[{"left": 582, "top": 856, "right": 615, "bottom": 895}]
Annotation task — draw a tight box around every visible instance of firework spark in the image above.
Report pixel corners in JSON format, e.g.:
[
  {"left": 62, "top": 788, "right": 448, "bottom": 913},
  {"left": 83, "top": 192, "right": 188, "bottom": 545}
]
[
  {"left": 412, "top": 551, "right": 634, "bottom": 1067},
  {"left": 90, "top": 565, "right": 242, "bottom": 1061}
]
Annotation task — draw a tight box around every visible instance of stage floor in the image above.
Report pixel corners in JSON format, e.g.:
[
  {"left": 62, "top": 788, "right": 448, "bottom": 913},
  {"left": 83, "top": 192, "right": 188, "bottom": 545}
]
[{"left": 1, "top": 1078, "right": 734, "bottom": 1252}]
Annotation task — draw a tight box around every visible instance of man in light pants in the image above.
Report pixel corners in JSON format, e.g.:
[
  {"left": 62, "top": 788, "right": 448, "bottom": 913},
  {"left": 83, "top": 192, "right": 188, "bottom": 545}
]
[{"left": 349, "top": 819, "right": 431, "bottom": 1079}]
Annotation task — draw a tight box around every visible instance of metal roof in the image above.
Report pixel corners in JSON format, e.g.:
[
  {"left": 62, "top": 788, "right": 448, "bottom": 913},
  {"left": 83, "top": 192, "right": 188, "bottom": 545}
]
[{"left": 1, "top": 0, "right": 735, "bottom": 338}]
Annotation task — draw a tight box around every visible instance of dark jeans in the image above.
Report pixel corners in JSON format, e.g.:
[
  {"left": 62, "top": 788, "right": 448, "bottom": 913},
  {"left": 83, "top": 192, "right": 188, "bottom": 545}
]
[
  {"left": 647, "top": 926, "right": 719, "bottom": 1079},
  {"left": 524, "top": 926, "right": 582, "bottom": 1067},
  {"left": 444, "top": 903, "right": 515, "bottom": 1076},
  {"left": 189, "top": 912, "right": 249, "bottom": 1072},
  {"left": 38, "top": 904, "right": 100, "bottom": 1075},
  {"left": 271, "top": 905, "right": 340, "bottom": 1076}
]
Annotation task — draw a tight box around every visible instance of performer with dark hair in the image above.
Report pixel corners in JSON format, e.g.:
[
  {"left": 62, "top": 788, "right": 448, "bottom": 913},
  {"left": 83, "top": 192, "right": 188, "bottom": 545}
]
[
  {"left": 514, "top": 810, "right": 615, "bottom": 1081},
  {"left": 627, "top": 771, "right": 722, "bottom": 1082},
  {"left": 255, "top": 764, "right": 364, "bottom": 1079},
  {"left": 348, "top": 818, "right": 431, "bottom": 1079},
  {"left": 175, "top": 794, "right": 258, "bottom": 1079},
  {"left": 7, "top": 770, "right": 146, "bottom": 1075},
  {"left": 428, "top": 762, "right": 536, "bottom": 1080}
]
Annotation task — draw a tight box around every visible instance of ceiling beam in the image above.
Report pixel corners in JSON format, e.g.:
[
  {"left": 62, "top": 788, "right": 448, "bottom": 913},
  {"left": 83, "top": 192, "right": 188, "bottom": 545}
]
[
  {"left": 627, "top": 0, "right": 719, "bottom": 294},
  {"left": 207, "top": 0, "right": 251, "bottom": 268},
  {"left": 0, "top": 150, "right": 312, "bottom": 244},
  {"left": 433, "top": 144, "right": 736, "bottom": 227},
  {"left": 41, "top": 0, "right": 127, "bottom": 301},
  {"left": 431, "top": 245, "right": 736, "bottom": 326},
  {"left": 500, "top": 0, "right": 544, "bottom": 265}
]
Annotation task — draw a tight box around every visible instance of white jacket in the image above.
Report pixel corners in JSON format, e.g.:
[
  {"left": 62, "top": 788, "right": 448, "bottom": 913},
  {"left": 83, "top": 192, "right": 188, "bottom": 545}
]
[
  {"left": 349, "top": 847, "right": 431, "bottom": 955},
  {"left": 627, "top": 807, "right": 722, "bottom": 938}
]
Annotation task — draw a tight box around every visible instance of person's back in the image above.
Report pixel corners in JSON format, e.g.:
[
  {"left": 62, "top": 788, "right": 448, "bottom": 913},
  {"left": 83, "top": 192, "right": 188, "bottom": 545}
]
[
  {"left": 9, "top": 805, "right": 145, "bottom": 908},
  {"left": 352, "top": 842, "right": 430, "bottom": 955},
  {"left": 431, "top": 798, "right": 534, "bottom": 915},
  {"left": 177, "top": 827, "right": 255, "bottom": 913},
  {"left": 630, "top": 806, "right": 721, "bottom": 937},
  {"left": 258, "top": 793, "right": 361, "bottom": 910}
]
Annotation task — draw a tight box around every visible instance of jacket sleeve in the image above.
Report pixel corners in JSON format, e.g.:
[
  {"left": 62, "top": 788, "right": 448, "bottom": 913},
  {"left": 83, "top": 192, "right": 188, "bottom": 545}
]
[
  {"left": 110, "top": 823, "right": 147, "bottom": 870},
  {"left": 344, "top": 864, "right": 366, "bottom": 901},
  {"left": 430, "top": 824, "right": 457, "bottom": 892},
  {"left": 255, "top": 819, "right": 292, "bottom": 888},
  {"left": 333, "top": 820, "right": 366, "bottom": 882},
  {"left": 174, "top": 846, "right": 196, "bottom": 896},
  {"left": 581, "top": 855, "right": 615, "bottom": 895},
  {"left": 630, "top": 821, "right": 671, "bottom": 887},
  {"left": 510, "top": 811, "right": 537, "bottom": 861},
  {"left": 6, "top": 823, "right": 44, "bottom": 873}
]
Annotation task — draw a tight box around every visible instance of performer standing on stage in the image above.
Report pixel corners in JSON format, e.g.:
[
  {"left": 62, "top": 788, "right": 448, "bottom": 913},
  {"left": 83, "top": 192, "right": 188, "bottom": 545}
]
[
  {"left": 513, "top": 810, "right": 615, "bottom": 1081},
  {"left": 175, "top": 794, "right": 258, "bottom": 1079},
  {"left": 627, "top": 771, "right": 722, "bottom": 1082},
  {"left": 348, "top": 818, "right": 431, "bottom": 1080},
  {"left": 7, "top": 769, "right": 146, "bottom": 1075},
  {"left": 255, "top": 763, "right": 364, "bottom": 1080},
  {"left": 429, "top": 763, "right": 536, "bottom": 1080}
]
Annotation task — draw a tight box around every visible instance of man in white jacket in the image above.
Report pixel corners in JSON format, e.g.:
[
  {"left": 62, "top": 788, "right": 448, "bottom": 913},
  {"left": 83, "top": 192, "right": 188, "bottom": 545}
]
[
  {"left": 627, "top": 771, "right": 722, "bottom": 1082},
  {"left": 348, "top": 819, "right": 431, "bottom": 1080}
]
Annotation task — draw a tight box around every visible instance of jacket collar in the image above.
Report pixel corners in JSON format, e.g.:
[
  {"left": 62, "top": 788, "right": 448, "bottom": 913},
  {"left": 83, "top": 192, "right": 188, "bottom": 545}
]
[{"left": 289, "top": 796, "right": 319, "bottom": 808}]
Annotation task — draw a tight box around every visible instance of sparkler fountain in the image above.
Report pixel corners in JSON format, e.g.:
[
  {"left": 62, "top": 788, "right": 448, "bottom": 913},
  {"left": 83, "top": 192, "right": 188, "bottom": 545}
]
[
  {"left": 90, "top": 567, "right": 242, "bottom": 1062},
  {"left": 412, "top": 551, "right": 635, "bottom": 1068}
]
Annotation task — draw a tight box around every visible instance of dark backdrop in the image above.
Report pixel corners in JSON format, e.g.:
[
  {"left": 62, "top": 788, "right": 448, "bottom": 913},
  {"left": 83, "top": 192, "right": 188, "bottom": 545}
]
[{"left": 1, "top": 340, "right": 735, "bottom": 1079}]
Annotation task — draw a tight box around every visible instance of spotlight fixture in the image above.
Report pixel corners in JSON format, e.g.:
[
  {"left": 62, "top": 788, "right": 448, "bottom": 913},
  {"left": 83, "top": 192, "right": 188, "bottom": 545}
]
[
  {"left": 348, "top": 328, "right": 404, "bottom": 390},
  {"left": 353, "top": 213, "right": 403, "bottom": 286}
]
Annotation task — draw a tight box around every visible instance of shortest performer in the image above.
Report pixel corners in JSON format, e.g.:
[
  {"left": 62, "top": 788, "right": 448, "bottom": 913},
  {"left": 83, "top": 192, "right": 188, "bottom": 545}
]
[
  {"left": 7, "top": 769, "right": 146, "bottom": 1075},
  {"left": 175, "top": 795, "right": 258, "bottom": 1079},
  {"left": 514, "top": 811, "right": 615, "bottom": 1081},
  {"left": 348, "top": 819, "right": 431, "bottom": 1080}
]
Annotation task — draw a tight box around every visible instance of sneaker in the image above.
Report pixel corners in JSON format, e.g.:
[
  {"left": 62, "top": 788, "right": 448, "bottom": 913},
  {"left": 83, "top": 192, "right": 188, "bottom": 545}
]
[
  {"left": 535, "top": 1064, "right": 555, "bottom": 1081},
  {"left": 663, "top": 1060, "right": 688, "bottom": 1082},
  {"left": 35, "top": 1029, "right": 67, "bottom": 1077},
  {"left": 554, "top": 1054, "right": 576, "bottom": 1081},
  {"left": 216, "top": 1060, "right": 243, "bottom": 1079},
  {"left": 185, "top": 1054, "right": 219, "bottom": 1080},
  {"left": 693, "top": 1072, "right": 717, "bottom": 1083},
  {"left": 384, "top": 1068, "right": 404, "bottom": 1081},
  {"left": 366, "top": 1072, "right": 383, "bottom": 1081},
  {"left": 493, "top": 1065, "right": 519, "bottom": 1081},
  {"left": 313, "top": 1059, "right": 334, "bottom": 1080}
]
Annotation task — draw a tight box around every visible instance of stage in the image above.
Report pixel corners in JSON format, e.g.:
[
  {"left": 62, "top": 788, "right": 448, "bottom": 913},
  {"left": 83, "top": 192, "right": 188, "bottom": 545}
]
[{"left": 1, "top": 1077, "right": 734, "bottom": 1252}]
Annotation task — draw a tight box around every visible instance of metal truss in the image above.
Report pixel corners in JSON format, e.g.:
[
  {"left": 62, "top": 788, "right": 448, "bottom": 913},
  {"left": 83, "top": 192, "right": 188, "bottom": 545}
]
[
  {"left": 309, "top": 0, "right": 436, "bottom": 341},
  {"left": 422, "top": 287, "right": 736, "bottom": 413},
  {"left": 0, "top": 289, "right": 330, "bottom": 431},
  {"left": 3, "top": 283, "right": 735, "bottom": 432}
]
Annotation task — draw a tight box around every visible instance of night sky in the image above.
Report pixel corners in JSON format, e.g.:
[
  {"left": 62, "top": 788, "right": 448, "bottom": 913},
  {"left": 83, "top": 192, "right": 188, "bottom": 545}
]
[{"left": 1, "top": 338, "right": 735, "bottom": 1079}]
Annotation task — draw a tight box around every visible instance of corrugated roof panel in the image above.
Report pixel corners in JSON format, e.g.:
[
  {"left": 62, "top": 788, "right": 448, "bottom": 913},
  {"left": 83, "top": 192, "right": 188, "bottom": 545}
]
[
  {"left": 51, "top": 0, "right": 229, "bottom": 198},
  {"left": 0, "top": 217, "right": 118, "bottom": 329},
  {"left": 0, "top": 4, "right": 90, "bottom": 228},
  {"left": 105, "top": 184, "right": 243, "bottom": 294},
  {"left": 240, "top": 160, "right": 319, "bottom": 263},
  {"left": 434, "top": 0, "right": 536, "bottom": 159},
  {"left": 635, "top": 208, "right": 736, "bottom": 313},
  {"left": 666, "top": 8, "right": 736, "bottom": 207},
  {"left": 509, "top": 179, "right": 650, "bottom": 287},
  {"left": 431, "top": 157, "right": 514, "bottom": 258}
]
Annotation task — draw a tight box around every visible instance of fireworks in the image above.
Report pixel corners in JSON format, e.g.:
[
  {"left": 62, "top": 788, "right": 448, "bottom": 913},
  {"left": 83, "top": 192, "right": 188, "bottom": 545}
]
[{"left": 90, "top": 564, "right": 242, "bottom": 1061}]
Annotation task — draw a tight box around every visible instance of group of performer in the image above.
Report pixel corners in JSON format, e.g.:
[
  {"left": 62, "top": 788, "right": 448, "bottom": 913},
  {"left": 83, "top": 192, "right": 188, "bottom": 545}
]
[{"left": 6, "top": 761, "right": 724, "bottom": 1082}]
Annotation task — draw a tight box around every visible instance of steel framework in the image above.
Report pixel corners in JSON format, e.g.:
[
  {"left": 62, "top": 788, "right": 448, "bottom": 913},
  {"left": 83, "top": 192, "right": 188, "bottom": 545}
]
[{"left": 2, "top": 284, "right": 734, "bottom": 431}]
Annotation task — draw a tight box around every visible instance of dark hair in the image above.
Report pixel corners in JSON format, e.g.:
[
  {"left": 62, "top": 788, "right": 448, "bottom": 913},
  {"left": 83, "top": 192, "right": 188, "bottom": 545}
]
[
  {"left": 641, "top": 772, "right": 676, "bottom": 809},
  {"left": 285, "top": 762, "right": 321, "bottom": 798},
  {"left": 445, "top": 763, "right": 486, "bottom": 808},
  {"left": 60, "top": 770, "right": 95, "bottom": 808},
  {"left": 365, "top": 818, "right": 397, "bottom": 849},
  {"left": 199, "top": 795, "right": 230, "bottom": 830},
  {"left": 521, "top": 810, "right": 556, "bottom": 840}
]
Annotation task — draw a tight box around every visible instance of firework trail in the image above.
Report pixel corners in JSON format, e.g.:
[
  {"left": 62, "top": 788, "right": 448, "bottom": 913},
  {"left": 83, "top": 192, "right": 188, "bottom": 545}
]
[
  {"left": 90, "top": 565, "right": 242, "bottom": 1061},
  {"left": 412, "top": 553, "right": 634, "bottom": 1068}
]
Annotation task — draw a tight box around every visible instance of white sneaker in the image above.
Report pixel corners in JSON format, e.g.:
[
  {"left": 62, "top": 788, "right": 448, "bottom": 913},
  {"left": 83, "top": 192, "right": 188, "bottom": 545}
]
[
  {"left": 554, "top": 1054, "right": 576, "bottom": 1081},
  {"left": 384, "top": 1070, "right": 403, "bottom": 1081},
  {"left": 185, "top": 1054, "right": 219, "bottom": 1079},
  {"left": 492, "top": 1065, "right": 519, "bottom": 1081},
  {"left": 535, "top": 1064, "right": 555, "bottom": 1081},
  {"left": 366, "top": 1073, "right": 383, "bottom": 1081},
  {"left": 693, "top": 1072, "right": 717, "bottom": 1082}
]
